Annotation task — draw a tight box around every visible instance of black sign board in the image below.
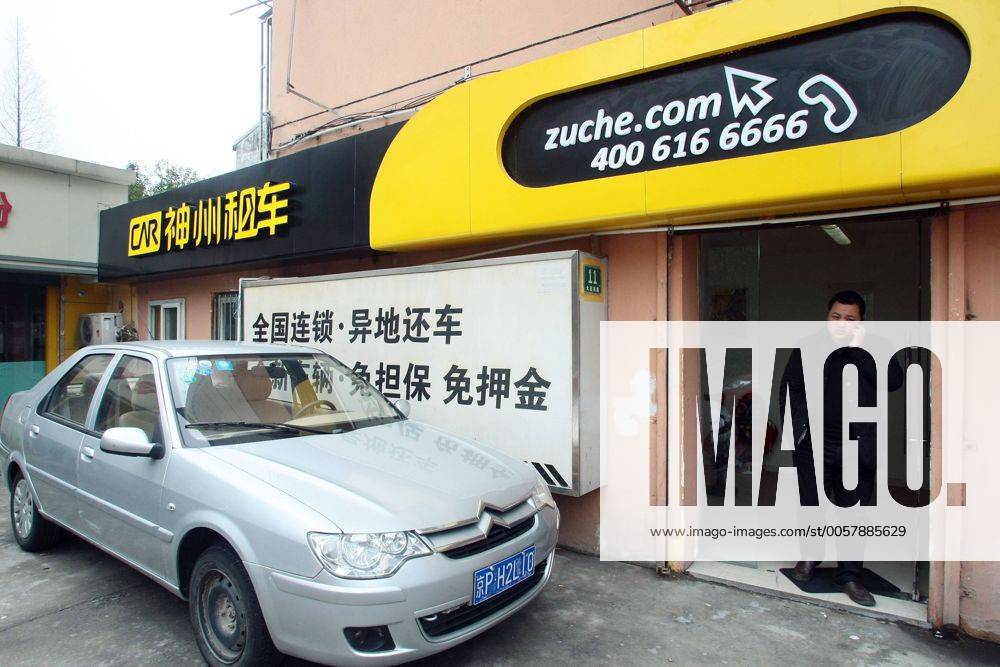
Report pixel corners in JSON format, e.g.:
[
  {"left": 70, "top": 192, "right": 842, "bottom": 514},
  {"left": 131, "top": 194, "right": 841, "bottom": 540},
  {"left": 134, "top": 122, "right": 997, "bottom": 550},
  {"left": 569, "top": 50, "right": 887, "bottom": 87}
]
[
  {"left": 502, "top": 13, "right": 970, "bottom": 188},
  {"left": 98, "top": 123, "right": 401, "bottom": 280}
]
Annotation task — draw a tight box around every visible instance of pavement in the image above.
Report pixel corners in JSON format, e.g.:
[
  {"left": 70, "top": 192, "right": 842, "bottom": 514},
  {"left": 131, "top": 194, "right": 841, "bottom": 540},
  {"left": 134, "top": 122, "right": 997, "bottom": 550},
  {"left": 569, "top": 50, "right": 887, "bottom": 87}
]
[{"left": 1, "top": 492, "right": 999, "bottom": 666}]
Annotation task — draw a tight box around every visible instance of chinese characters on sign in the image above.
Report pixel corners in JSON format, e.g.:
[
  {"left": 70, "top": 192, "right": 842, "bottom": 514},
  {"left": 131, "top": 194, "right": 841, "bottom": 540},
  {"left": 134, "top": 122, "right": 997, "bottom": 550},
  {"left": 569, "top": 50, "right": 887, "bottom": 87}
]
[
  {"left": 127, "top": 181, "right": 291, "bottom": 257},
  {"left": 582, "top": 264, "right": 602, "bottom": 295},
  {"left": 240, "top": 254, "right": 602, "bottom": 494},
  {"left": 252, "top": 304, "right": 463, "bottom": 345},
  {"left": 250, "top": 305, "right": 551, "bottom": 412}
]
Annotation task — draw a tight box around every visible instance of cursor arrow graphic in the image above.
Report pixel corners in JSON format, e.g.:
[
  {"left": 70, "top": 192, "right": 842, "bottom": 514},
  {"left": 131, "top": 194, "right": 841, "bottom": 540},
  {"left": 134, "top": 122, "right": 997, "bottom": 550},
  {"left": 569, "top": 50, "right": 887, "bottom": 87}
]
[{"left": 724, "top": 66, "right": 777, "bottom": 118}]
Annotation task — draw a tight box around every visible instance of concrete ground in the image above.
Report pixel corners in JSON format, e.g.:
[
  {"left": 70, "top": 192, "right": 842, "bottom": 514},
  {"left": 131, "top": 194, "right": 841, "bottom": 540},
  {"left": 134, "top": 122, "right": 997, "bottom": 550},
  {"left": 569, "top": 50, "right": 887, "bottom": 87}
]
[{"left": 1, "top": 493, "right": 998, "bottom": 666}]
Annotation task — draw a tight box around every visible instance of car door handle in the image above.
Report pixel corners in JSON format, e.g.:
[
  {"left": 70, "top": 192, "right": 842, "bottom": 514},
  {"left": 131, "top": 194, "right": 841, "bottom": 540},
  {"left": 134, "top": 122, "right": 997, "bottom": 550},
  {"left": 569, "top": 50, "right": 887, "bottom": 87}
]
[
  {"left": 81, "top": 446, "right": 96, "bottom": 461},
  {"left": 29, "top": 425, "right": 40, "bottom": 438}
]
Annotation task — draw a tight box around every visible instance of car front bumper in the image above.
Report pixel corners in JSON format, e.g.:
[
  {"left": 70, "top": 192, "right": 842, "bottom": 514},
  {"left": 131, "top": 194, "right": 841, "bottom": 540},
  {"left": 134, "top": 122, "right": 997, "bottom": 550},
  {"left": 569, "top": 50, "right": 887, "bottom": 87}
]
[{"left": 246, "top": 506, "right": 558, "bottom": 666}]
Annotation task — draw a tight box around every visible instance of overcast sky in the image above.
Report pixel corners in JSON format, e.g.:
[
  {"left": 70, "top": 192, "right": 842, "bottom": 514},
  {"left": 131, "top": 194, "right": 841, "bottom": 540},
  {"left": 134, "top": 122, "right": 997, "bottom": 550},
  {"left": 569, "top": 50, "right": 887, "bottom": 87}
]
[{"left": 0, "top": 0, "right": 264, "bottom": 178}]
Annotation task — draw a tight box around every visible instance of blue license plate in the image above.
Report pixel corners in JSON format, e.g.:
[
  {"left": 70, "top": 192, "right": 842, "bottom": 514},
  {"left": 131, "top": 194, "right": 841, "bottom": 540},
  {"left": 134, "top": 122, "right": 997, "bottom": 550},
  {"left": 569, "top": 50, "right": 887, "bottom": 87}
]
[{"left": 472, "top": 545, "right": 536, "bottom": 605}]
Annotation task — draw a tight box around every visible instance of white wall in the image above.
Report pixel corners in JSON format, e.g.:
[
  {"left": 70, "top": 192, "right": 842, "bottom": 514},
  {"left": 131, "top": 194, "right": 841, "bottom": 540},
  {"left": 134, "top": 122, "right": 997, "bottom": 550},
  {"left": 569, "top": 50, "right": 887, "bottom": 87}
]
[{"left": 0, "top": 147, "right": 132, "bottom": 271}]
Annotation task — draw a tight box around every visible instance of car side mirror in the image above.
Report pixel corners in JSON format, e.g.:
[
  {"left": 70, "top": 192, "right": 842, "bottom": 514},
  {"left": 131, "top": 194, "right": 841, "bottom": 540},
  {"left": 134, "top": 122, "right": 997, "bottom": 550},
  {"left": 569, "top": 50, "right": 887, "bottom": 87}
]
[
  {"left": 100, "top": 427, "right": 164, "bottom": 459},
  {"left": 392, "top": 398, "right": 411, "bottom": 418}
]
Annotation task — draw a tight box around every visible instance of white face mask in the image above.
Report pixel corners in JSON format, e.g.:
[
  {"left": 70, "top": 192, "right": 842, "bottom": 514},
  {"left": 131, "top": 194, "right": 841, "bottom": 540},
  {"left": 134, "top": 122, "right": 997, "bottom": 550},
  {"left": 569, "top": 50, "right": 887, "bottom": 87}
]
[{"left": 826, "top": 319, "right": 857, "bottom": 343}]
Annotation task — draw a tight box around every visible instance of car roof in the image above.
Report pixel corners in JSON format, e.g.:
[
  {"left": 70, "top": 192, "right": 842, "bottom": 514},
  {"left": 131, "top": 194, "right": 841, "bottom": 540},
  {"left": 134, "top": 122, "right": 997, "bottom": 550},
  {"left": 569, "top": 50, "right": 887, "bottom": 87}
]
[{"left": 87, "top": 340, "right": 322, "bottom": 359}]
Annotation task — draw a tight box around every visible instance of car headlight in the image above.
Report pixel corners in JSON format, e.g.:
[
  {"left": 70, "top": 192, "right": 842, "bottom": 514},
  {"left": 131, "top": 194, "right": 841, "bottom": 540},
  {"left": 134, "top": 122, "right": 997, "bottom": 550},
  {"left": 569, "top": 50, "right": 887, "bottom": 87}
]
[
  {"left": 308, "top": 531, "right": 431, "bottom": 579},
  {"left": 530, "top": 479, "right": 557, "bottom": 510}
]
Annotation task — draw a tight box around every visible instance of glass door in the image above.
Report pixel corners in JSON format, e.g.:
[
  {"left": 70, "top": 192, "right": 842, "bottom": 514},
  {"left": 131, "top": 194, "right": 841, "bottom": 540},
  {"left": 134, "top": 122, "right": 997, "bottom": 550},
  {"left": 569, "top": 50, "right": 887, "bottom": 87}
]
[{"left": 696, "top": 214, "right": 931, "bottom": 602}]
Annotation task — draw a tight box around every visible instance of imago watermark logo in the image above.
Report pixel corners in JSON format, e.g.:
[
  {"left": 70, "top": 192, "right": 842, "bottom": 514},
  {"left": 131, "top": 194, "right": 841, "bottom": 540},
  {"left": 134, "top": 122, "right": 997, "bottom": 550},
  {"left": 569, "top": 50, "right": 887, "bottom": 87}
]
[{"left": 600, "top": 322, "right": 996, "bottom": 564}]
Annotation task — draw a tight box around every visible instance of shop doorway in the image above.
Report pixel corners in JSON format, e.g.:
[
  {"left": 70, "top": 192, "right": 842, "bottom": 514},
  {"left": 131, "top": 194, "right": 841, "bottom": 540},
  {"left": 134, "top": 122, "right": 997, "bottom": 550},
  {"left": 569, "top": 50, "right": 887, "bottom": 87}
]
[
  {"left": 687, "top": 215, "right": 930, "bottom": 622},
  {"left": 0, "top": 274, "right": 52, "bottom": 406}
]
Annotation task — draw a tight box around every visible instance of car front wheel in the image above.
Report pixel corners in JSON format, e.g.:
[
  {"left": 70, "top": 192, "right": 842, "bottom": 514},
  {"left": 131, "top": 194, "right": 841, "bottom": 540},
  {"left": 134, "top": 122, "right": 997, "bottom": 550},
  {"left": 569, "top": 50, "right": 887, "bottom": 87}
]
[
  {"left": 189, "top": 544, "right": 282, "bottom": 666},
  {"left": 9, "top": 470, "right": 61, "bottom": 551}
]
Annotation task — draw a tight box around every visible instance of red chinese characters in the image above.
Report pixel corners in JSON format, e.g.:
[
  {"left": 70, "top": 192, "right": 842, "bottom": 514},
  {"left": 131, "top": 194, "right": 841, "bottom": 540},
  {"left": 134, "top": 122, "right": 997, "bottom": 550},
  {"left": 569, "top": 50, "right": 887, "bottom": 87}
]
[{"left": 0, "top": 192, "right": 12, "bottom": 227}]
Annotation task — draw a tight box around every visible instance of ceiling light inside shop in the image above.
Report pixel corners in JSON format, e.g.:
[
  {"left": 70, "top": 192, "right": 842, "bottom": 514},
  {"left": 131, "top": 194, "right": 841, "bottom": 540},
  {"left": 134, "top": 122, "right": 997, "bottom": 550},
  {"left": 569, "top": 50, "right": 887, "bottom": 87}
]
[{"left": 821, "top": 224, "right": 852, "bottom": 246}]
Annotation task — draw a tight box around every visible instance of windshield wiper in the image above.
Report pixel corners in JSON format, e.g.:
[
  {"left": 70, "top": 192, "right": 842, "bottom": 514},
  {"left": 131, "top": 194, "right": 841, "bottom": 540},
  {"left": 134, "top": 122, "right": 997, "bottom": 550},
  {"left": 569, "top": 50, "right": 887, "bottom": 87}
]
[
  {"left": 340, "top": 416, "right": 400, "bottom": 433},
  {"left": 185, "top": 421, "right": 331, "bottom": 435}
]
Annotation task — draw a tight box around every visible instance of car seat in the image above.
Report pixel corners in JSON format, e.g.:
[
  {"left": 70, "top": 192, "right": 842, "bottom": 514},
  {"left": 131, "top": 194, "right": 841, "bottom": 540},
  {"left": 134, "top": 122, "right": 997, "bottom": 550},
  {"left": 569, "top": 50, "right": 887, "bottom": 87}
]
[
  {"left": 62, "top": 374, "right": 102, "bottom": 424},
  {"left": 235, "top": 365, "right": 291, "bottom": 423},
  {"left": 119, "top": 374, "right": 161, "bottom": 441},
  {"left": 95, "top": 377, "right": 134, "bottom": 432}
]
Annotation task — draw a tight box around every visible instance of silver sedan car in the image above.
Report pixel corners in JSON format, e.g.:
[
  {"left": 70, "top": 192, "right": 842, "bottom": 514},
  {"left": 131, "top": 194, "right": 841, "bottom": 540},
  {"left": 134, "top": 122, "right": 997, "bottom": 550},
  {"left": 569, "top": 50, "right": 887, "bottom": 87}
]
[{"left": 0, "top": 341, "right": 559, "bottom": 666}]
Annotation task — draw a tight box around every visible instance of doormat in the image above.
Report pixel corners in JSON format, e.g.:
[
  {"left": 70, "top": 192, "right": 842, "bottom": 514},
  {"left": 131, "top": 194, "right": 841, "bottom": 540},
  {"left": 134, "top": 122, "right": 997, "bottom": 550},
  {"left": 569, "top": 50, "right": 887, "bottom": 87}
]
[{"left": 779, "top": 567, "right": 904, "bottom": 598}]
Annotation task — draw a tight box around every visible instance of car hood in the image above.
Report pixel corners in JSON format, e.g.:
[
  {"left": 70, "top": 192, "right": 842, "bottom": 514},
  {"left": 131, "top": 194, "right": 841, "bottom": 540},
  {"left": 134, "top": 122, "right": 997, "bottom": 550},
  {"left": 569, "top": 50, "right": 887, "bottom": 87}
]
[{"left": 203, "top": 420, "right": 537, "bottom": 533}]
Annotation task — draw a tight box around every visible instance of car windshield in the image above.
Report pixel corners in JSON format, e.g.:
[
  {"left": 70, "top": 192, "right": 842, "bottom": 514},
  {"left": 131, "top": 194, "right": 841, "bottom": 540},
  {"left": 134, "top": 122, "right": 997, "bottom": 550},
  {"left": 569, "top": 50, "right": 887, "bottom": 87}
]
[{"left": 166, "top": 353, "right": 402, "bottom": 447}]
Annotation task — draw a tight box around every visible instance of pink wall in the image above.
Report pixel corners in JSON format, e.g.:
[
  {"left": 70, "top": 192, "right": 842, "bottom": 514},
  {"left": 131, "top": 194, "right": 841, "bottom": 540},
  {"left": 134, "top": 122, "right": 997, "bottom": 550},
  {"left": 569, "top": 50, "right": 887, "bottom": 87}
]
[
  {"left": 268, "top": 0, "right": 692, "bottom": 154},
  {"left": 555, "top": 233, "right": 667, "bottom": 554},
  {"left": 956, "top": 204, "right": 1000, "bottom": 642}
]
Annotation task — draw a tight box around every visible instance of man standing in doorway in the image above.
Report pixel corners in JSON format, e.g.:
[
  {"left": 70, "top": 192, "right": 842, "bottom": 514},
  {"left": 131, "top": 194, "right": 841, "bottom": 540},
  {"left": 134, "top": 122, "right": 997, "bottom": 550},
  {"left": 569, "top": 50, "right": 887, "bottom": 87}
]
[{"left": 788, "top": 290, "right": 902, "bottom": 607}]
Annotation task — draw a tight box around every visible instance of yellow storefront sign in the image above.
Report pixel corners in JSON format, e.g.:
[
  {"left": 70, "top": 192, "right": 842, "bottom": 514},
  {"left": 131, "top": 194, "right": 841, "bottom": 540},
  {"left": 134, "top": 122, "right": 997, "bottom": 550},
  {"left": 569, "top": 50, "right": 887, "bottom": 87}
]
[
  {"left": 127, "top": 181, "right": 291, "bottom": 257},
  {"left": 370, "top": 0, "right": 1000, "bottom": 251}
]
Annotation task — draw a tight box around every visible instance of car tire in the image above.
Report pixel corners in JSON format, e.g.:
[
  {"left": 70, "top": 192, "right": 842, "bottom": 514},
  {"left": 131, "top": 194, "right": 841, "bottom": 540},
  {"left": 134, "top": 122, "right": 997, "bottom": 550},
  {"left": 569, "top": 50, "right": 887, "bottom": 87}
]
[
  {"left": 189, "top": 544, "right": 282, "bottom": 667},
  {"left": 9, "top": 470, "right": 62, "bottom": 552}
]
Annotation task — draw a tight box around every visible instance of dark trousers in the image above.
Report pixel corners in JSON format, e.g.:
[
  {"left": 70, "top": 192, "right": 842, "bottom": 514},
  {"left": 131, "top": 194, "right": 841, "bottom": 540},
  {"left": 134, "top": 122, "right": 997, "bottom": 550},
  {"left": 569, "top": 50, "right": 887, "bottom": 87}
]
[
  {"left": 827, "top": 463, "right": 876, "bottom": 585},
  {"left": 836, "top": 560, "right": 864, "bottom": 585}
]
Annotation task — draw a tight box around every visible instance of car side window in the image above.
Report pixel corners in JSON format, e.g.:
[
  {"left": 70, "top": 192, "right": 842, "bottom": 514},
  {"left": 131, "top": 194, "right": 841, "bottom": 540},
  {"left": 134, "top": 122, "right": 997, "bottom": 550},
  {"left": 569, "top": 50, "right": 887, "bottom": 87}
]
[
  {"left": 94, "top": 356, "right": 163, "bottom": 442},
  {"left": 43, "top": 355, "right": 114, "bottom": 427}
]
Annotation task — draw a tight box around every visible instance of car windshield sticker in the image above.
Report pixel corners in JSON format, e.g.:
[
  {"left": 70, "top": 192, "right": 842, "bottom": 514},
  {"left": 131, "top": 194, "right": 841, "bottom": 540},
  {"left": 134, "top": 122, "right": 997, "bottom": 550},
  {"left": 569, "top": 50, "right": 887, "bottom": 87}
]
[{"left": 180, "top": 360, "right": 198, "bottom": 384}]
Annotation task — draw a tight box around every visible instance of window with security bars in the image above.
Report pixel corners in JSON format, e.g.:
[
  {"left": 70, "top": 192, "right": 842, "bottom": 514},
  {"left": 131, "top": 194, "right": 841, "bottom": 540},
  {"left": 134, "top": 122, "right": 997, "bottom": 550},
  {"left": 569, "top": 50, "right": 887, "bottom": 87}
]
[{"left": 212, "top": 292, "right": 239, "bottom": 341}]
